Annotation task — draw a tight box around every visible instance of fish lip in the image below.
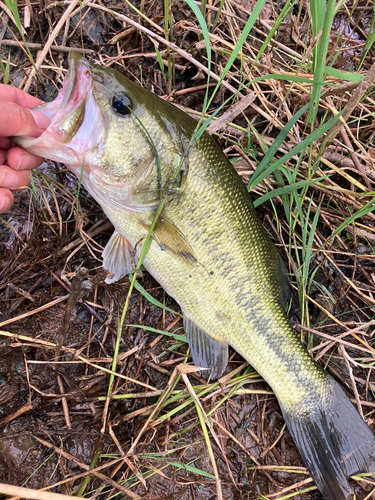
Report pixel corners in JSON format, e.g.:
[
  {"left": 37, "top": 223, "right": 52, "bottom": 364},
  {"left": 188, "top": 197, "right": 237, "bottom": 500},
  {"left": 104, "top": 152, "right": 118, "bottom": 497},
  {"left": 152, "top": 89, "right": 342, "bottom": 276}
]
[
  {"left": 31, "top": 51, "right": 91, "bottom": 123},
  {"left": 32, "top": 51, "right": 93, "bottom": 149},
  {"left": 56, "top": 51, "right": 91, "bottom": 118},
  {"left": 12, "top": 51, "right": 95, "bottom": 163}
]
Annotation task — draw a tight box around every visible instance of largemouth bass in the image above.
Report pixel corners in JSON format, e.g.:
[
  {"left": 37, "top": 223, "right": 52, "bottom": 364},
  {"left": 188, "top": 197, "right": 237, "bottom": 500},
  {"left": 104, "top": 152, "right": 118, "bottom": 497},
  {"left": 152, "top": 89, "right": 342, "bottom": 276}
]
[{"left": 16, "top": 52, "right": 375, "bottom": 499}]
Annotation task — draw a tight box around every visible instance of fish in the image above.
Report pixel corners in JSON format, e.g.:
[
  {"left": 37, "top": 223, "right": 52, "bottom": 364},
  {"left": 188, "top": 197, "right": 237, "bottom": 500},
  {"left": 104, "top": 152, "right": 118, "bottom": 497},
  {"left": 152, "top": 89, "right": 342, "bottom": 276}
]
[{"left": 15, "top": 52, "right": 375, "bottom": 500}]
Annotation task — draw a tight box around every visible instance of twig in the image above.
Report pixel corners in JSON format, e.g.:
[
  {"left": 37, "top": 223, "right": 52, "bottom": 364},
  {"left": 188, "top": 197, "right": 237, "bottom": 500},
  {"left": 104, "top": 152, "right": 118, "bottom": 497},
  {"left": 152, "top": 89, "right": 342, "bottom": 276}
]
[
  {"left": 126, "top": 366, "right": 183, "bottom": 454},
  {"left": 325, "top": 60, "right": 375, "bottom": 145},
  {"left": 23, "top": 0, "right": 81, "bottom": 92},
  {"left": 0, "top": 397, "right": 38, "bottom": 427},
  {"left": 0, "top": 295, "right": 69, "bottom": 329},
  {"left": 33, "top": 436, "right": 141, "bottom": 499},
  {"left": 0, "top": 329, "right": 158, "bottom": 390},
  {"left": 325, "top": 96, "right": 371, "bottom": 190},
  {"left": 56, "top": 374, "right": 72, "bottom": 429},
  {"left": 8, "top": 282, "right": 35, "bottom": 302},
  {"left": 178, "top": 364, "right": 224, "bottom": 500},
  {"left": 84, "top": 2, "right": 239, "bottom": 94},
  {"left": 0, "top": 483, "right": 77, "bottom": 500},
  {"left": 0, "top": 39, "right": 94, "bottom": 54},
  {"left": 340, "top": 345, "right": 365, "bottom": 420},
  {"left": 54, "top": 268, "right": 90, "bottom": 360}
]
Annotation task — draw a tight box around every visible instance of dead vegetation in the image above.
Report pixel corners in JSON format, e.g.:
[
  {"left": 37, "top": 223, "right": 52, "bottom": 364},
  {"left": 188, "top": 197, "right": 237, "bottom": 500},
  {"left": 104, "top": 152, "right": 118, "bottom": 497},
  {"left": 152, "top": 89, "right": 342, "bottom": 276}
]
[{"left": 1, "top": 0, "right": 375, "bottom": 499}]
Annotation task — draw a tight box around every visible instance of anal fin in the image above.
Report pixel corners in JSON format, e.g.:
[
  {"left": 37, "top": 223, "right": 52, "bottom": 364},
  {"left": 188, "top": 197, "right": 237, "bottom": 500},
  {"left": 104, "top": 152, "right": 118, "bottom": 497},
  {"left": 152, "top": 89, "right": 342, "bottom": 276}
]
[
  {"left": 184, "top": 316, "right": 228, "bottom": 380},
  {"left": 102, "top": 230, "right": 134, "bottom": 284}
]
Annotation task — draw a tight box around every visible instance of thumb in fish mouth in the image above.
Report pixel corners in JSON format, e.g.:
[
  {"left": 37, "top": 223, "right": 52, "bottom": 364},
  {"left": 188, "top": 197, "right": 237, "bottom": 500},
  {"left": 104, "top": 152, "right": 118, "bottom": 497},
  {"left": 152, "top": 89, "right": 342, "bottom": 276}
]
[
  {"left": 0, "top": 82, "right": 49, "bottom": 138},
  {"left": 1, "top": 102, "right": 50, "bottom": 138},
  {"left": 0, "top": 102, "right": 51, "bottom": 137},
  {"left": 29, "top": 110, "right": 51, "bottom": 131}
]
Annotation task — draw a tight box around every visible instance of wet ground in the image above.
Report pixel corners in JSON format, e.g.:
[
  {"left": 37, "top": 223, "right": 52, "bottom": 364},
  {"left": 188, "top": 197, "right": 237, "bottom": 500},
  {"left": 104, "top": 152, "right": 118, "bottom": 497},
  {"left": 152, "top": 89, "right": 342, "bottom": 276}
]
[
  {"left": 2, "top": 168, "right": 375, "bottom": 499},
  {"left": 1, "top": 1, "right": 375, "bottom": 499}
]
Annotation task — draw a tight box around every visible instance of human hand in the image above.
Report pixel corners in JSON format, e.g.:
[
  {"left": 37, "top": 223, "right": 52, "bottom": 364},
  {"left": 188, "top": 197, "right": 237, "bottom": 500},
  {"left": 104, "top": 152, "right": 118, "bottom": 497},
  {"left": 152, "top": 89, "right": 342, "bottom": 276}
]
[{"left": 0, "top": 84, "right": 50, "bottom": 213}]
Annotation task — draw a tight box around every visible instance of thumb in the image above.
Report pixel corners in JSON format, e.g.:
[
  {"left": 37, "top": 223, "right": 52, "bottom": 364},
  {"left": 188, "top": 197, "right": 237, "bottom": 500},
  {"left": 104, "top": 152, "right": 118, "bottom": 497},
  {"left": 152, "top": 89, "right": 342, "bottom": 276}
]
[{"left": 0, "top": 102, "right": 50, "bottom": 138}]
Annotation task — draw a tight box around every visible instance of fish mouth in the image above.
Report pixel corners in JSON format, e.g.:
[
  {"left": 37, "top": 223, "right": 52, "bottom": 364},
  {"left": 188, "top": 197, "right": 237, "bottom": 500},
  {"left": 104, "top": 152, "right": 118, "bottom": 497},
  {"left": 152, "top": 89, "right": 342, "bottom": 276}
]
[
  {"left": 37, "top": 51, "right": 92, "bottom": 132},
  {"left": 14, "top": 52, "right": 102, "bottom": 165},
  {"left": 61, "top": 51, "right": 90, "bottom": 108}
]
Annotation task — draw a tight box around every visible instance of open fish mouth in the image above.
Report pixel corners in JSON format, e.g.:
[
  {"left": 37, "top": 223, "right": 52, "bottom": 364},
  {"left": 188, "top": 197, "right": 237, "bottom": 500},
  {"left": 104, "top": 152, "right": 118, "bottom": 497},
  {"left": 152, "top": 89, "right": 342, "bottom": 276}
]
[
  {"left": 42, "top": 53, "right": 90, "bottom": 122},
  {"left": 14, "top": 52, "right": 102, "bottom": 164},
  {"left": 58, "top": 52, "right": 91, "bottom": 111},
  {"left": 36, "top": 52, "right": 92, "bottom": 142}
]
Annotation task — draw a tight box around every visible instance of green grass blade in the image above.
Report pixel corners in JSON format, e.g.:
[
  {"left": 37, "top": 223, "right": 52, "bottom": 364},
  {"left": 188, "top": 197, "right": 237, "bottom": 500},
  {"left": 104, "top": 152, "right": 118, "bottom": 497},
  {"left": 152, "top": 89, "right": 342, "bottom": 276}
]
[
  {"left": 133, "top": 280, "right": 181, "bottom": 316},
  {"left": 183, "top": 0, "right": 211, "bottom": 113},
  {"left": 4, "top": 0, "right": 43, "bottom": 86},
  {"left": 309, "top": 0, "right": 336, "bottom": 123},
  {"left": 166, "top": 460, "right": 215, "bottom": 479},
  {"left": 0, "top": 53, "right": 11, "bottom": 84},
  {"left": 249, "top": 103, "right": 310, "bottom": 189},
  {"left": 253, "top": 177, "right": 327, "bottom": 207},
  {"left": 126, "top": 324, "right": 186, "bottom": 342},
  {"left": 197, "top": 0, "right": 268, "bottom": 127},
  {"left": 249, "top": 110, "right": 343, "bottom": 189},
  {"left": 359, "top": 5, "right": 375, "bottom": 69},
  {"left": 154, "top": 45, "right": 167, "bottom": 88},
  {"left": 303, "top": 201, "right": 321, "bottom": 289},
  {"left": 324, "top": 67, "right": 364, "bottom": 83},
  {"left": 251, "top": 0, "right": 295, "bottom": 67},
  {"left": 325, "top": 196, "right": 375, "bottom": 245}
]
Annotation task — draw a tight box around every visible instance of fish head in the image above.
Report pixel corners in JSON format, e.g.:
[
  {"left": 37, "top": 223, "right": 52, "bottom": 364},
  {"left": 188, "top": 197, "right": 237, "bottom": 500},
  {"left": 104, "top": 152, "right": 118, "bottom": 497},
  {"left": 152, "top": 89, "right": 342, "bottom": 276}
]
[{"left": 15, "top": 52, "right": 191, "bottom": 212}]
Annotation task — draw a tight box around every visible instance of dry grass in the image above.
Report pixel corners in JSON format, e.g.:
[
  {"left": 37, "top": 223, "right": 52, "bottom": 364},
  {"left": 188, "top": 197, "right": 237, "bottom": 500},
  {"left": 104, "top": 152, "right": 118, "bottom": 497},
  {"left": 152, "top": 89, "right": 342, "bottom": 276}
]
[{"left": 1, "top": 1, "right": 375, "bottom": 499}]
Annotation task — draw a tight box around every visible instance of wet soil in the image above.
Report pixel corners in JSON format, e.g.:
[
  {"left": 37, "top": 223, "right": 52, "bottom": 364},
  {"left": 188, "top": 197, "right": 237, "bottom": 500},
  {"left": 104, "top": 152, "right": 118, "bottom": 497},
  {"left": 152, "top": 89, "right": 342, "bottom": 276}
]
[{"left": 1, "top": 1, "right": 375, "bottom": 499}]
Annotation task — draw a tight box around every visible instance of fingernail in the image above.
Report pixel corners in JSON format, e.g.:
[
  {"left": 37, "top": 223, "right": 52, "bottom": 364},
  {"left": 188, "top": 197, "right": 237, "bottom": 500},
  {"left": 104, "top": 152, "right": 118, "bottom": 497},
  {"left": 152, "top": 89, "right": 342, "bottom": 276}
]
[
  {"left": 0, "top": 170, "right": 19, "bottom": 188},
  {"left": 29, "top": 110, "right": 51, "bottom": 129}
]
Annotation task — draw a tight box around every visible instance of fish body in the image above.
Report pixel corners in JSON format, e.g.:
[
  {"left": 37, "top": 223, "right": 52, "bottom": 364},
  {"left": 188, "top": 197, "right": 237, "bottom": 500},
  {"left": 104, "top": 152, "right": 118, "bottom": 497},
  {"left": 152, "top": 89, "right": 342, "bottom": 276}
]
[{"left": 16, "top": 53, "right": 375, "bottom": 500}]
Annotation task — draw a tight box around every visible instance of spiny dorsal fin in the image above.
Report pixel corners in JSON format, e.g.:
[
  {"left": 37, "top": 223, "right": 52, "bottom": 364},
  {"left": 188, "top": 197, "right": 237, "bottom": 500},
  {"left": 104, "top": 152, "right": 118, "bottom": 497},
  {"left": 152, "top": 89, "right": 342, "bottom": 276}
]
[
  {"left": 142, "top": 214, "right": 197, "bottom": 265},
  {"left": 184, "top": 316, "right": 228, "bottom": 380},
  {"left": 102, "top": 230, "right": 134, "bottom": 284}
]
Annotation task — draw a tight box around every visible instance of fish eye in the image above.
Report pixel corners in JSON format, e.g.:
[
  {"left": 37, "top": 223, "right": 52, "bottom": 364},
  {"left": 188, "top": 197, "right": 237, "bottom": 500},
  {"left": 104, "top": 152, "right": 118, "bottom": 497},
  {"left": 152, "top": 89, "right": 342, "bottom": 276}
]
[{"left": 111, "top": 93, "right": 133, "bottom": 115}]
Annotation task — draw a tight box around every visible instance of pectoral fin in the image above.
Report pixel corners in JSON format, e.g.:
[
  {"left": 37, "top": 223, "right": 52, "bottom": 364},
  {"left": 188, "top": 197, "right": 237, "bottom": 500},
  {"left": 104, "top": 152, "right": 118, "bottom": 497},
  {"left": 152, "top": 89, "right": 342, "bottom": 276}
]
[
  {"left": 102, "top": 230, "right": 134, "bottom": 284},
  {"left": 184, "top": 316, "right": 228, "bottom": 380},
  {"left": 142, "top": 215, "right": 197, "bottom": 265}
]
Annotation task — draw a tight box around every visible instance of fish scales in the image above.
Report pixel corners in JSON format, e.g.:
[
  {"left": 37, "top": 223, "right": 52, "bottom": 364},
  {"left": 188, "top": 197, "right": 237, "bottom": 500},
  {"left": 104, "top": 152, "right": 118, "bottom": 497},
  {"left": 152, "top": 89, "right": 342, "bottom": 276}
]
[
  {"left": 143, "top": 134, "right": 324, "bottom": 409},
  {"left": 14, "top": 52, "right": 375, "bottom": 500}
]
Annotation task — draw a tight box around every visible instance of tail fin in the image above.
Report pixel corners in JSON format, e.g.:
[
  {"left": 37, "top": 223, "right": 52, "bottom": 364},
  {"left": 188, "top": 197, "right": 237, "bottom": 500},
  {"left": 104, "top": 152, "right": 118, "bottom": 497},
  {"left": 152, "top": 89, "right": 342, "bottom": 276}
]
[{"left": 282, "top": 375, "right": 375, "bottom": 500}]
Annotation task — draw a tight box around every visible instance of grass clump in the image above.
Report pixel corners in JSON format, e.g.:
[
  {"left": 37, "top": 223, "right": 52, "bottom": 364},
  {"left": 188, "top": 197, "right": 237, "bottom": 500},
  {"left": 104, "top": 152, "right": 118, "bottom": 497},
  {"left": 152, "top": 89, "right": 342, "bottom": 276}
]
[{"left": 1, "top": 0, "right": 375, "bottom": 499}]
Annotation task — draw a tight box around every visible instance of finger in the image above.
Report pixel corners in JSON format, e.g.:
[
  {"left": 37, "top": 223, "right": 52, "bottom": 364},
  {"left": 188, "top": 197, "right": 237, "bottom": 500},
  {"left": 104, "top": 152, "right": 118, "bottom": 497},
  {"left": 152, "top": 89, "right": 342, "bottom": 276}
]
[
  {"left": 0, "top": 102, "right": 50, "bottom": 138},
  {"left": 0, "top": 189, "right": 14, "bottom": 213},
  {"left": 7, "top": 146, "right": 43, "bottom": 171},
  {"left": 0, "top": 149, "right": 6, "bottom": 164},
  {"left": 0, "top": 83, "right": 43, "bottom": 108},
  {"left": 0, "top": 138, "right": 11, "bottom": 149},
  {"left": 0, "top": 165, "right": 31, "bottom": 189}
]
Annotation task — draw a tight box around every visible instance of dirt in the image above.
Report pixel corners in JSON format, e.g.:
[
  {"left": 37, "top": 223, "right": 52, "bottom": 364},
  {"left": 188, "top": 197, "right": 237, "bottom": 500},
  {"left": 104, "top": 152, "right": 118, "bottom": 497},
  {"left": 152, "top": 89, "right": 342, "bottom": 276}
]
[{"left": 1, "top": 1, "right": 375, "bottom": 499}]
